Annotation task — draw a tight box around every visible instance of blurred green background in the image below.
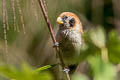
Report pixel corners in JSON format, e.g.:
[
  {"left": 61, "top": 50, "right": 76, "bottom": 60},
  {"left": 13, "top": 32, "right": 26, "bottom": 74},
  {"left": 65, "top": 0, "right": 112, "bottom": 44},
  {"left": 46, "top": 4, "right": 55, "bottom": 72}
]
[{"left": 0, "top": 0, "right": 120, "bottom": 80}]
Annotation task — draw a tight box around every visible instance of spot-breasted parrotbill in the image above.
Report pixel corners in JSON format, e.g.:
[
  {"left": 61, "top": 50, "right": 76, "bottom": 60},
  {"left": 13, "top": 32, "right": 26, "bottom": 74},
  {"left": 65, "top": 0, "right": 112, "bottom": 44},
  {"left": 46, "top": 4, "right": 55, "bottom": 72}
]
[{"left": 56, "top": 12, "right": 83, "bottom": 66}]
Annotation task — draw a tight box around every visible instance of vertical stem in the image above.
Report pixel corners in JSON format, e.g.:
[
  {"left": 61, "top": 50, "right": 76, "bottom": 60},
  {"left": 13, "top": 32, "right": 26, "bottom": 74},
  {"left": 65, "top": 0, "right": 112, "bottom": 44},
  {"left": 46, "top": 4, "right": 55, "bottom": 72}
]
[
  {"left": 16, "top": 0, "right": 26, "bottom": 34},
  {"left": 11, "top": 0, "right": 17, "bottom": 31},
  {"left": 101, "top": 47, "right": 108, "bottom": 62},
  {"left": 5, "top": 7, "right": 9, "bottom": 30},
  {"left": 31, "top": 0, "right": 38, "bottom": 21},
  {"left": 38, "top": 0, "right": 56, "bottom": 43},
  {"left": 91, "top": 0, "right": 104, "bottom": 25},
  {"left": 37, "top": 0, "right": 70, "bottom": 80},
  {"left": 43, "top": 0, "right": 48, "bottom": 14},
  {"left": 16, "top": 24, "right": 20, "bottom": 32},
  {"left": 112, "top": 0, "right": 120, "bottom": 35},
  {"left": 117, "top": 64, "right": 120, "bottom": 72},
  {"left": 2, "top": 0, "right": 8, "bottom": 53}
]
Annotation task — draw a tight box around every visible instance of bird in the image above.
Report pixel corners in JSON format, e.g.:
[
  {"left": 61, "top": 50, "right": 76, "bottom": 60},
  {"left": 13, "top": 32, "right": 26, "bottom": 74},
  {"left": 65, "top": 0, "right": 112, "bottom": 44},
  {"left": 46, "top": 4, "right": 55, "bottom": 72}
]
[{"left": 56, "top": 12, "right": 84, "bottom": 70}]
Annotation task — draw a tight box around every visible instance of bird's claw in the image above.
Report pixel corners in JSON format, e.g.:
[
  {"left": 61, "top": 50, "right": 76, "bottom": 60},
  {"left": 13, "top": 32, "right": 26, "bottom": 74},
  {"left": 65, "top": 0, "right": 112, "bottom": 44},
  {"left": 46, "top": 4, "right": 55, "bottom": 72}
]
[
  {"left": 53, "top": 42, "right": 59, "bottom": 48},
  {"left": 63, "top": 68, "right": 70, "bottom": 74}
]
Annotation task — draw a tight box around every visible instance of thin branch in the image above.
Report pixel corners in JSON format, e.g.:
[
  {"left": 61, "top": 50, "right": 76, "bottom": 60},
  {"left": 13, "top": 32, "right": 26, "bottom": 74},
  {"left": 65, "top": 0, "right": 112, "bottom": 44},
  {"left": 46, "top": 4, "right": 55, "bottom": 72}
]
[
  {"left": 37, "top": 0, "right": 70, "bottom": 80},
  {"left": 43, "top": 0, "right": 48, "bottom": 14}
]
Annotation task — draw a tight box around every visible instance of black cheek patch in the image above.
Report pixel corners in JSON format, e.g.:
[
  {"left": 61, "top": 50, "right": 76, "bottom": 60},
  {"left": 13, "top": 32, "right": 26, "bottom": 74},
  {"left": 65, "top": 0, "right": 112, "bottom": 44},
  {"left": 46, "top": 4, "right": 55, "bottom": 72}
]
[{"left": 69, "top": 18, "right": 75, "bottom": 27}]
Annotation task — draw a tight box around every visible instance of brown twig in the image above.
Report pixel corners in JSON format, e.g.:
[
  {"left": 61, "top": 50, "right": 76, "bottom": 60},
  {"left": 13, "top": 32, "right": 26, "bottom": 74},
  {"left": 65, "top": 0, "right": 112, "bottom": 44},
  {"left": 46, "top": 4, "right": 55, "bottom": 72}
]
[{"left": 37, "top": 0, "right": 70, "bottom": 80}]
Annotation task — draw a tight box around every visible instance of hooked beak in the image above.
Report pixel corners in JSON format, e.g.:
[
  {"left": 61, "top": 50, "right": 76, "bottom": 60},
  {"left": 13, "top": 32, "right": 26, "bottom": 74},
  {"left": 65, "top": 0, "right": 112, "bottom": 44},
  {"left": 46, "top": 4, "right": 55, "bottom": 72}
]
[{"left": 56, "top": 17, "right": 64, "bottom": 24}]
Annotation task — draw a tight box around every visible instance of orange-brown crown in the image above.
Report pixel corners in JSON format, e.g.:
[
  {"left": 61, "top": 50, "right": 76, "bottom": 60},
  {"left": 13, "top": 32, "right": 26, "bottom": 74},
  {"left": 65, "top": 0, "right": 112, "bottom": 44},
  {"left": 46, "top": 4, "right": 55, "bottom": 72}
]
[
  {"left": 57, "top": 12, "right": 83, "bottom": 33},
  {"left": 59, "top": 12, "right": 80, "bottom": 24}
]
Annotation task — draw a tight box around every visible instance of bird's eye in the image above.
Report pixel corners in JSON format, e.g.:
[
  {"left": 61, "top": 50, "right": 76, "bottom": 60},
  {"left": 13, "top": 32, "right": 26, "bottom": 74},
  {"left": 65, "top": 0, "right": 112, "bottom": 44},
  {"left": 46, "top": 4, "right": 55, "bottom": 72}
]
[
  {"left": 62, "top": 16, "right": 68, "bottom": 22},
  {"left": 69, "top": 18, "right": 75, "bottom": 27}
]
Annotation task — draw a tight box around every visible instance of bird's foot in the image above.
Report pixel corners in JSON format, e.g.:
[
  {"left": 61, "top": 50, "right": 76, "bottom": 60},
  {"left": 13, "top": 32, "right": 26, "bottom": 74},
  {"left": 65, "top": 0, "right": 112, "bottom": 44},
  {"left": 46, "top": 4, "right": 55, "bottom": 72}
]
[
  {"left": 53, "top": 42, "right": 59, "bottom": 48},
  {"left": 63, "top": 68, "right": 70, "bottom": 74}
]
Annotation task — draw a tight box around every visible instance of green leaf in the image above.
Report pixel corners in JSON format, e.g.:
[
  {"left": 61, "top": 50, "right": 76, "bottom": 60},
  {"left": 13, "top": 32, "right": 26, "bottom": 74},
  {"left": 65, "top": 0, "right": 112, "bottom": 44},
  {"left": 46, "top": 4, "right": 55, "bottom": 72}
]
[
  {"left": 88, "top": 56, "right": 116, "bottom": 80},
  {"left": 35, "top": 65, "right": 53, "bottom": 72},
  {"left": 89, "top": 27, "right": 106, "bottom": 49},
  {"left": 107, "top": 30, "right": 120, "bottom": 63},
  {"left": 0, "top": 65, "right": 20, "bottom": 79},
  {"left": 0, "top": 63, "right": 53, "bottom": 80},
  {"left": 72, "top": 74, "right": 89, "bottom": 80}
]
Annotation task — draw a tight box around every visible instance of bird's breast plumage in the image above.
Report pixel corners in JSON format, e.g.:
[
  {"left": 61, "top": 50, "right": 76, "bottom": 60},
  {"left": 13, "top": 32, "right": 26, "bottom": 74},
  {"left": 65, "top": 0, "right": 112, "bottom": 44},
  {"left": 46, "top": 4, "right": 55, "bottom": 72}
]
[{"left": 56, "top": 29, "right": 82, "bottom": 65}]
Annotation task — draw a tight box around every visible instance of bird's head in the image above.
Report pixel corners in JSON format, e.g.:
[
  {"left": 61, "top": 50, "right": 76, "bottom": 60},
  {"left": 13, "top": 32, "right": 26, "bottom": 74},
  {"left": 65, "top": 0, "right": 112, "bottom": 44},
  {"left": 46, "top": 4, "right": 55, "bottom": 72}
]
[{"left": 56, "top": 12, "right": 83, "bottom": 33}]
